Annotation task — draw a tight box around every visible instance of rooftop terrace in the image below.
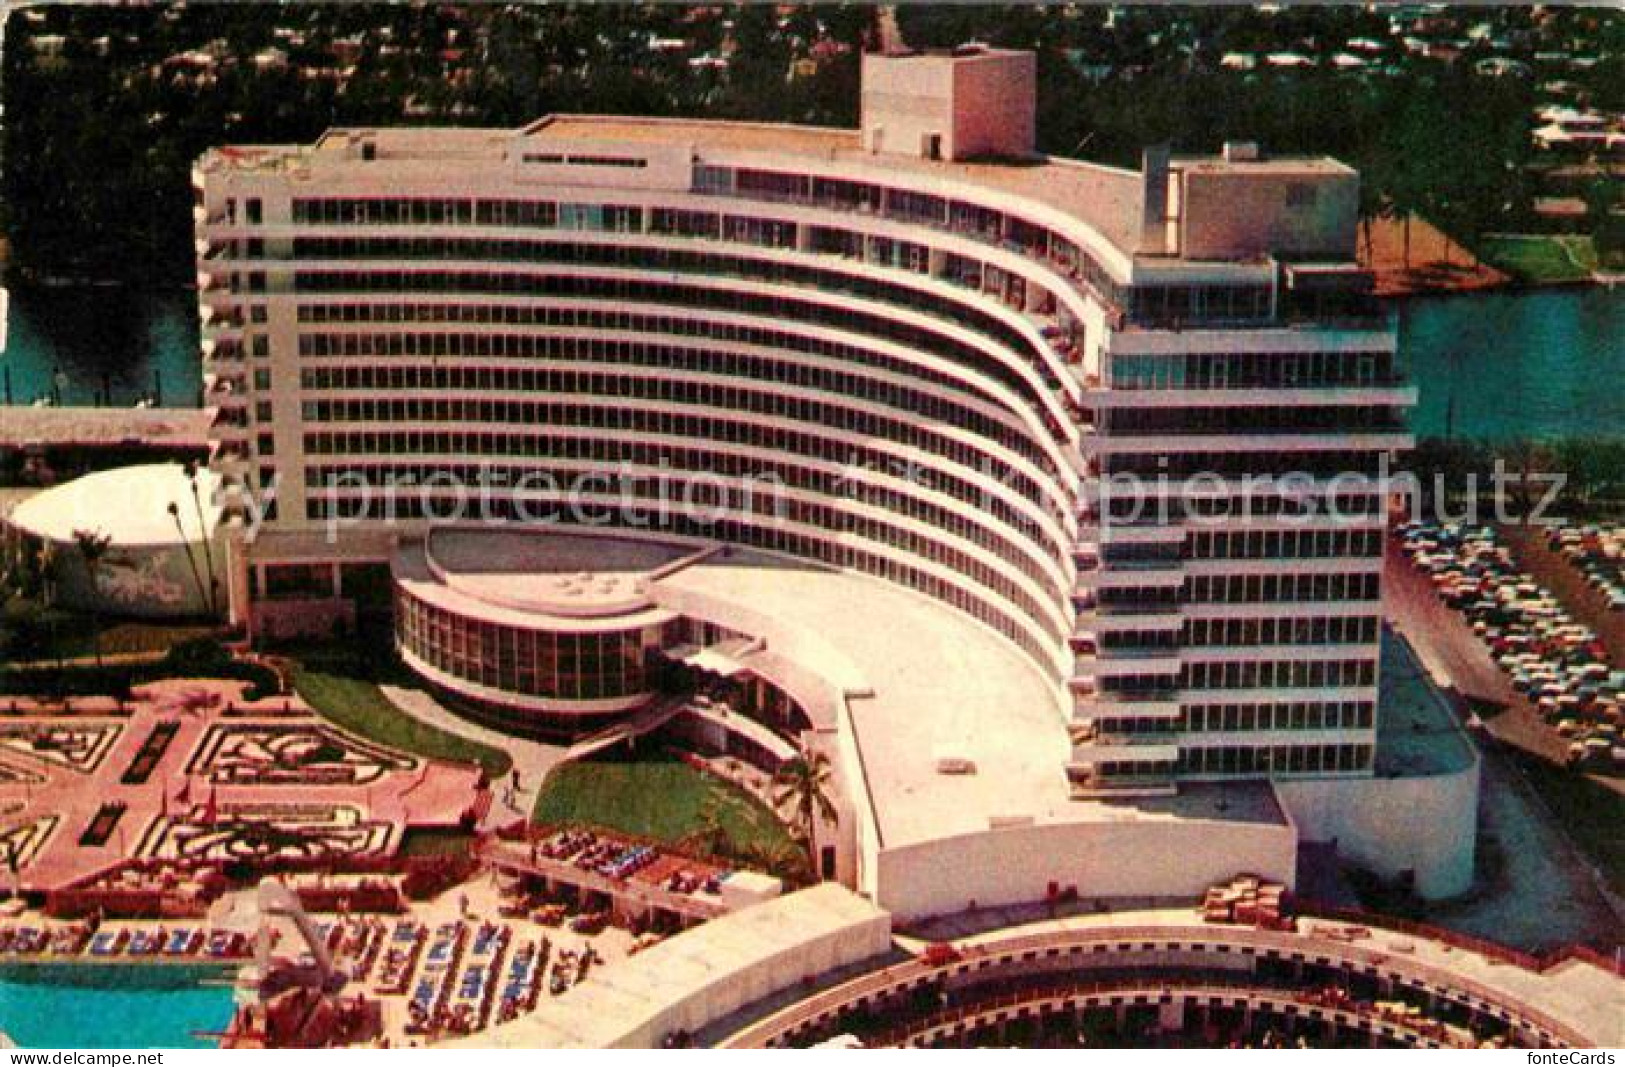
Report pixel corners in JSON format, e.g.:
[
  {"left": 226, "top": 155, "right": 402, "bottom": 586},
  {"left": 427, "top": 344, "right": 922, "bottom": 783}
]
[{"left": 207, "top": 112, "right": 1149, "bottom": 261}]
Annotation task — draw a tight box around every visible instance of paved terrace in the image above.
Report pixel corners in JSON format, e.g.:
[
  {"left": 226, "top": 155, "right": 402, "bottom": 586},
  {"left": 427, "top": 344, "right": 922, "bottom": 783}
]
[
  {"left": 0, "top": 679, "right": 482, "bottom": 895},
  {"left": 1375, "top": 630, "right": 1477, "bottom": 778},
  {"left": 0, "top": 407, "right": 213, "bottom": 450}
]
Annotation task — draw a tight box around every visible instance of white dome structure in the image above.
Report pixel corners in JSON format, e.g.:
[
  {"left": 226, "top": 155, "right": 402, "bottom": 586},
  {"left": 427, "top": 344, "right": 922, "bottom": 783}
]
[{"left": 3, "top": 463, "right": 225, "bottom": 618}]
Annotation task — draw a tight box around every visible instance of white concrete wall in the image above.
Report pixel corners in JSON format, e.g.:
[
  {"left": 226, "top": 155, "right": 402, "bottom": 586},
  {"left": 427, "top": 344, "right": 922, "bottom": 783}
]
[
  {"left": 17, "top": 531, "right": 226, "bottom": 620},
  {"left": 951, "top": 51, "right": 1036, "bottom": 160},
  {"left": 860, "top": 52, "right": 954, "bottom": 158},
  {"left": 508, "top": 136, "right": 693, "bottom": 191},
  {"left": 1177, "top": 167, "right": 1360, "bottom": 261},
  {"left": 861, "top": 50, "right": 1035, "bottom": 161},
  {"left": 1276, "top": 761, "right": 1480, "bottom": 900},
  {"left": 873, "top": 816, "right": 1297, "bottom": 921},
  {"left": 454, "top": 884, "right": 892, "bottom": 1049}
]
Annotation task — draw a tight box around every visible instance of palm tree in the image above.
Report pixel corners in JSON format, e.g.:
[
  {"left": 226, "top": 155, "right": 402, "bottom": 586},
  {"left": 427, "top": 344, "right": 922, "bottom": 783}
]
[
  {"left": 1502, "top": 438, "right": 1554, "bottom": 523},
  {"left": 1355, "top": 179, "right": 1388, "bottom": 269},
  {"left": 38, "top": 542, "right": 64, "bottom": 672},
  {"left": 182, "top": 462, "right": 220, "bottom": 616},
  {"left": 739, "top": 838, "right": 812, "bottom": 884},
  {"left": 680, "top": 794, "right": 731, "bottom": 859},
  {"left": 167, "top": 501, "right": 210, "bottom": 616},
  {"left": 771, "top": 746, "right": 837, "bottom": 880},
  {"left": 71, "top": 528, "right": 112, "bottom": 667}
]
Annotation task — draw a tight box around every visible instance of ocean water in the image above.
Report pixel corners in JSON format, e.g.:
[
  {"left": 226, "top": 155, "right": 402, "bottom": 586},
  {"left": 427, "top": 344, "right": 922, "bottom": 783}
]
[
  {"left": 0, "top": 285, "right": 200, "bottom": 408},
  {"left": 1397, "top": 287, "right": 1625, "bottom": 442},
  {"left": 0, "top": 964, "right": 235, "bottom": 1049}
]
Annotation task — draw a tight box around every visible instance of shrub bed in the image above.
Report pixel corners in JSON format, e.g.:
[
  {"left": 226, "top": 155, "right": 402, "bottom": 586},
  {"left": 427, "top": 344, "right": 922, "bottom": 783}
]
[{"left": 0, "top": 637, "right": 280, "bottom": 699}]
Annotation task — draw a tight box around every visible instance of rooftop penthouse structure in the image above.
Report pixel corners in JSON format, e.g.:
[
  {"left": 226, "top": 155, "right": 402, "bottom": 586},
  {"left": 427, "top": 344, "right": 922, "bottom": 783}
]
[{"left": 192, "top": 47, "right": 1467, "bottom": 919}]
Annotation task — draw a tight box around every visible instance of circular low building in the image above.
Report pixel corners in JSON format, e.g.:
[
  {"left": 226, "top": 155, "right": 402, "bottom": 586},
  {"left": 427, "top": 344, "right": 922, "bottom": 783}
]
[
  {"left": 2, "top": 463, "right": 225, "bottom": 618},
  {"left": 392, "top": 526, "right": 692, "bottom": 732}
]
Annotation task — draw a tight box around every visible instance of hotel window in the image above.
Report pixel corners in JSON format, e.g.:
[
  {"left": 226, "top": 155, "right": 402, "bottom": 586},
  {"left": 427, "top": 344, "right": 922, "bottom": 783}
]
[
  {"left": 557, "top": 203, "right": 642, "bottom": 232},
  {"left": 693, "top": 165, "right": 732, "bottom": 195},
  {"left": 735, "top": 169, "right": 808, "bottom": 202}
]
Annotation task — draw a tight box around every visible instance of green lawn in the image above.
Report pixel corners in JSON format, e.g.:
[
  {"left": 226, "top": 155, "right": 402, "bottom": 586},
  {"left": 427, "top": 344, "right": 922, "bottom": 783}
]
[
  {"left": 1478, "top": 234, "right": 1598, "bottom": 284},
  {"left": 292, "top": 666, "right": 512, "bottom": 779},
  {"left": 533, "top": 751, "right": 799, "bottom": 866}
]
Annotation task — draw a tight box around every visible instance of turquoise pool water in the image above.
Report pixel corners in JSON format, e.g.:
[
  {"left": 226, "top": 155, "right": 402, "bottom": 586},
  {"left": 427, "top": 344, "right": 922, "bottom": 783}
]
[{"left": 0, "top": 963, "right": 236, "bottom": 1049}]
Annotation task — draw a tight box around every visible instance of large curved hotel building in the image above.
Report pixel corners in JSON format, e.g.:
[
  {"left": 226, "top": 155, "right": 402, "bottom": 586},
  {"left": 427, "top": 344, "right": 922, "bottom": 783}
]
[{"left": 194, "top": 48, "right": 1476, "bottom": 919}]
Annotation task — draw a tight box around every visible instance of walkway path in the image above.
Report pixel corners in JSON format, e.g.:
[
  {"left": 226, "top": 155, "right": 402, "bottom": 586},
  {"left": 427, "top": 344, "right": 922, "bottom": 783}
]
[
  {"left": 379, "top": 686, "right": 564, "bottom": 828},
  {"left": 561, "top": 696, "right": 686, "bottom": 763}
]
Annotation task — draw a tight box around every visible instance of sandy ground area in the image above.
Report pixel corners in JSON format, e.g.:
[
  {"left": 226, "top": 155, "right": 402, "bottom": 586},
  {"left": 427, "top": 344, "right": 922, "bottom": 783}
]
[{"left": 1358, "top": 214, "right": 1509, "bottom": 297}]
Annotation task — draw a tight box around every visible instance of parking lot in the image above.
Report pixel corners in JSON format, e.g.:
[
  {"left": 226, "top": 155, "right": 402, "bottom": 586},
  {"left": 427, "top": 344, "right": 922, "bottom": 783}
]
[
  {"left": 1501, "top": 522, "right": 1625, "bottom": 668},
  {"left": 1394, "top": 521, "right": 1624, "bottom": 775}
]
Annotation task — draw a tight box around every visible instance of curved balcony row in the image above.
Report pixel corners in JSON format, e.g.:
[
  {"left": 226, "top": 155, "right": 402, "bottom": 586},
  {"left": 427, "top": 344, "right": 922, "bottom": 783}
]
[
  {"left": 249, "top": 230, "right": 1103, "bottom": 680},
  {"left": 291, "top": 333, "right": 1077, "bottom": 511},
  {"left": 210, "top": 228, "right": 1086, "bottom": 432},
  {"left": 290, "top": 299, "right": 1087, "bottom": 481}
]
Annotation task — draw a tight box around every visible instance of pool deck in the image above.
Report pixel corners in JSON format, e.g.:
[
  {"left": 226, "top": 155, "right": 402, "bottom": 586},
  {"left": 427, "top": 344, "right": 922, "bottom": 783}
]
[{"left": 0, "top": 870, "right": 640, "bottom": 1049}]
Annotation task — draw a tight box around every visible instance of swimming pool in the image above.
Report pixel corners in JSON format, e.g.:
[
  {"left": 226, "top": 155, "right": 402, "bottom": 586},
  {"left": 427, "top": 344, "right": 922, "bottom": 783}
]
[{"left": 0, "top": 963, "right": 237, "bottom": 1048}]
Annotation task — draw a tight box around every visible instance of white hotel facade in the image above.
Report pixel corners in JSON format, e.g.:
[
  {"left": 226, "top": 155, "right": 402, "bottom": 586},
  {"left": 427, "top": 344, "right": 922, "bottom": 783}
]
[{"left": 193, "top": 48, "right": 1477, "bottom": 917}]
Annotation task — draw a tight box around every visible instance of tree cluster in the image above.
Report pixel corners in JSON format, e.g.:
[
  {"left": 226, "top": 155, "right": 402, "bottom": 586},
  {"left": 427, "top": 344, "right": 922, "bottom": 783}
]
[
  {"left": 1, "top": 3, "right": 872, "bottom": 284},
  {"left": 3, "top": 4, "right": 1616, "bottom": 286}
]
